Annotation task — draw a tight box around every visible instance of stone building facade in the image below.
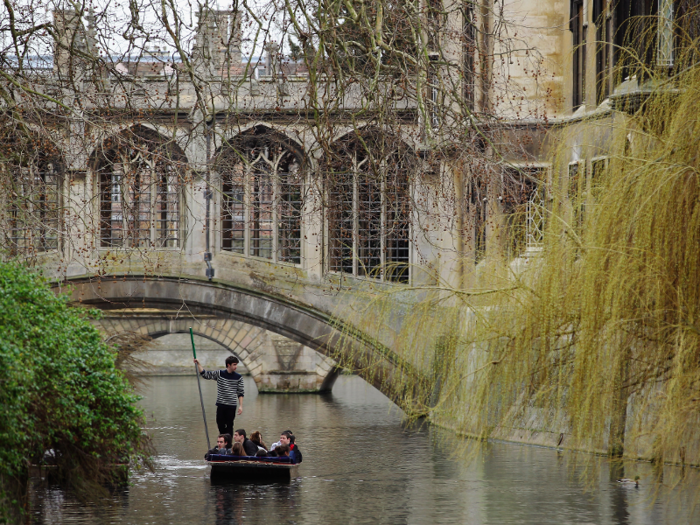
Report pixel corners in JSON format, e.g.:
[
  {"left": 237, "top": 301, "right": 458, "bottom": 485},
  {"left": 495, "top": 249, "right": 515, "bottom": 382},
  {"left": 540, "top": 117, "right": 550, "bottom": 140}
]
[{"left": 2, "top": 1, "right": 691, "bottom": 392}]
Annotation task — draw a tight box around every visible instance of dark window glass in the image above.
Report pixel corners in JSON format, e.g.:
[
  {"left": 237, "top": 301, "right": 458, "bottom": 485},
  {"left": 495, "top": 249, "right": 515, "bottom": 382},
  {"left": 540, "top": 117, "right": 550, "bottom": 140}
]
[
  {"left": 217, "top": 127, "right": 304, "bottom": 265},
  {"left": 97, "top": 129, "right": 184, "bottom": 249}
]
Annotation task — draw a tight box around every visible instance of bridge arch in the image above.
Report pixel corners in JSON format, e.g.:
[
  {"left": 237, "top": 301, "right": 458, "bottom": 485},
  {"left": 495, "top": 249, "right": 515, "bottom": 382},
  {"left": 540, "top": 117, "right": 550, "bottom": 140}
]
[
  {"left": 59, "top": 275, "right": 425, "bottom": 407},
  {"left": 99, "top": 317, "right": 340, "bottom": 392}
]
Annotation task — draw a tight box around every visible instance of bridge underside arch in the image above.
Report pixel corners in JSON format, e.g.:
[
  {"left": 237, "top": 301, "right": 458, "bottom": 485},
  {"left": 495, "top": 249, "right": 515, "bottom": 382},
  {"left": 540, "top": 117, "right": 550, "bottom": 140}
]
[
  {"left": 97, "top": 316, "right": 339, "bottom": 392},
  {"left": 58, "top": 275, "right": 424, "bottom": 407}
]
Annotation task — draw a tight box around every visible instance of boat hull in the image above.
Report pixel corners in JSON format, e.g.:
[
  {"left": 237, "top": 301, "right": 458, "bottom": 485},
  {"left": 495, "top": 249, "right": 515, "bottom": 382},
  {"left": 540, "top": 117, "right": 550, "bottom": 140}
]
[{"left": 207, "top": 460, "right": 299, "bottom": 482}]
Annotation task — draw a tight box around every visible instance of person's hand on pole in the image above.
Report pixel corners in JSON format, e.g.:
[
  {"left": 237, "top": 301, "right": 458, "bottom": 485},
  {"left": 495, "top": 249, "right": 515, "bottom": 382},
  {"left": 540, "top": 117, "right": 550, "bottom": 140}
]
[{"left": 194, "top": 358, "right": 204, "bottom": 374}]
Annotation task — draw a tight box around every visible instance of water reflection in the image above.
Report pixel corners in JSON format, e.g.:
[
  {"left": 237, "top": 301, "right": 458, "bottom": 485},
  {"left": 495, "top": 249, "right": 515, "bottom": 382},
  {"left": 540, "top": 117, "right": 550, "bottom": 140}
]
[
  {"left": 209, "top": 477, "right": 301, "bottom": 524},
  {"left": 29, "top": 375, "right": 699, "bottom": 524}
]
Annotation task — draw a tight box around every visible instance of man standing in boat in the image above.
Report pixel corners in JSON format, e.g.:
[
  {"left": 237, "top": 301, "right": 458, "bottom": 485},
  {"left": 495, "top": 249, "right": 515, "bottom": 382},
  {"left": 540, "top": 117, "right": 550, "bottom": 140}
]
[{"left": 194, "top": 356, "right": 245, "bottom": 436}]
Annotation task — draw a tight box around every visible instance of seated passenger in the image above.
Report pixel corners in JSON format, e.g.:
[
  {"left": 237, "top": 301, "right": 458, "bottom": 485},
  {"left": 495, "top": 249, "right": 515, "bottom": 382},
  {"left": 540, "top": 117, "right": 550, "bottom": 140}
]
[
  {"left": 255, "top": 449, "right": 268, "bottom": 457},
  {"left": 279, "top": 431, "right": 303, "bottom": 464},
  {"left": 275, "top": 444, "right": 290, "bottom": 457},
  {"left": 205, "top": 434, "right": 232, "bottom": 459},
  {"left": 231, "top": 442, "right": 246, "bottom": 456},
  {"left": 233, "top": 429, "right": 259, "bottom": 456},
  {"left": 250, "top": 431, "right": 268, "bottom": 453},
  {"left": 269, "top": 429, "right": 293, "bottom": 452}
]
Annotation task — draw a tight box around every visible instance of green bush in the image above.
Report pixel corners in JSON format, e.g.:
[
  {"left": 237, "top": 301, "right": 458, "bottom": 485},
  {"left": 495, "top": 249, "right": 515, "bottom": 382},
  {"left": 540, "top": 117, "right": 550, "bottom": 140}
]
[{"left": 0, "top": 262, "right": 149, "bottom": 522}]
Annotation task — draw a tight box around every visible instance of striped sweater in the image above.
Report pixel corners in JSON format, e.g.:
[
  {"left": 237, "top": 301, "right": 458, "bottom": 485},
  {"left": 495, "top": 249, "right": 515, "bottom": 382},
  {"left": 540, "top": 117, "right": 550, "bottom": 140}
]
[{"left": 200, "top": 369, "right": 245, "bottom": 406}]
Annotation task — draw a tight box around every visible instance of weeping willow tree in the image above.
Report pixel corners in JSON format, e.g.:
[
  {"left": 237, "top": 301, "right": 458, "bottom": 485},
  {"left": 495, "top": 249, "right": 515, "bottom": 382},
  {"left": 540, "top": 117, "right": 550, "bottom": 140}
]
[{"left": 328, "top": 4, "right": 700, "bottom": 477}]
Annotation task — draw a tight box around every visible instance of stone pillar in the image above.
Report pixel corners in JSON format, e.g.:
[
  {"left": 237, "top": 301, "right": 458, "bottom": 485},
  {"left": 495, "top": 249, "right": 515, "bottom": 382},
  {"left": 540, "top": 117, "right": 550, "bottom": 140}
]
[
  {"left": 212, "top": 10, "right": 242, "bottom": 76},
  {"left": 53, "top": 9, "right": 80, "bottom": 73},
  {"left": 255, "top": 334, "right": 339, "bottom": 393},
  {"left": 53, "top": 9, "right": 88, "bottom": 81}
]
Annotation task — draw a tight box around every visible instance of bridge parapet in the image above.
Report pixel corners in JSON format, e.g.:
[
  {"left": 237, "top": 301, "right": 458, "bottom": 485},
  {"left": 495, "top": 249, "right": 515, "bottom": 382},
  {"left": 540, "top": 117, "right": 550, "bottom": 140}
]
[{"left": 47, "top": 248, "right": 418, "bottom": 357}]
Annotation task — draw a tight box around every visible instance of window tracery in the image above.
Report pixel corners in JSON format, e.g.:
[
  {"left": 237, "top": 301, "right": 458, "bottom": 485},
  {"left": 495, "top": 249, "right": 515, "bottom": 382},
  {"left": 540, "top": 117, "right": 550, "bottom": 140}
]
[
  {"left": 503, "top": 167, "right": 547, "bottom": 256},
  {"left": 325, "top": 133, "right": 412, "bottom": 283},
  {"left": 95, "top": 127, "right": 185, "bottom": 249},
  {"left": 217, "top": 127, "right": 304, "bottom": 265},
  {"left": 6, "top": 161, "right": 62, "bottom": 255}
]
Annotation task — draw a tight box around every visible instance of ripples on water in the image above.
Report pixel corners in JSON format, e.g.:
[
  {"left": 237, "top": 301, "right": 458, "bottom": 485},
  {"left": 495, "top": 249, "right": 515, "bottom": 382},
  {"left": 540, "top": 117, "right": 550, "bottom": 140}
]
[{"left": 30, "top": 375, "right": 699, "bottom": 524}]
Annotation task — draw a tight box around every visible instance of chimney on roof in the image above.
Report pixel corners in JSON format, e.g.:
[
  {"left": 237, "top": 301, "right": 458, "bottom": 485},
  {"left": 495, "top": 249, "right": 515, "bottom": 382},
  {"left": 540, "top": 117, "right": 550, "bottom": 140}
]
[
  {"left": 53, "top": 8, "right": 88, "bottom": 78},
  {"left": 194, "top": 7, "right": 241, "bottom": 77}
]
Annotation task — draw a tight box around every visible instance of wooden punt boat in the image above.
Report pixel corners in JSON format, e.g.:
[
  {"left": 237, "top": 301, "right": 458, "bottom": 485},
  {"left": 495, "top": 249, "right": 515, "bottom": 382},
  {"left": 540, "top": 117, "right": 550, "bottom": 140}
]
[{"left": 206, "top": 454, "right": 299, "bottom": 482}]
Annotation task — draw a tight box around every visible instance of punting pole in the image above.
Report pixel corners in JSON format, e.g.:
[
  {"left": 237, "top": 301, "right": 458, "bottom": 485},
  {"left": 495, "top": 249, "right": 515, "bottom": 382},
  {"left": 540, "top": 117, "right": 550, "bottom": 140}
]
[{"left": 190, "top": 327, "right": 211, "bottom": 450}]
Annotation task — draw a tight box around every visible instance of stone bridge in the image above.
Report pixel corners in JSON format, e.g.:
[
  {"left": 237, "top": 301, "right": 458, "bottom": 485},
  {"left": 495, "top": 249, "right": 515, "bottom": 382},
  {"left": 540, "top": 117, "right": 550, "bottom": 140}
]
[
  {"left": 54, "top": 268, "right": 429, "bottom": 409},
  {"left": 21, "top": 5, "right": 502, "bottom": 405}
]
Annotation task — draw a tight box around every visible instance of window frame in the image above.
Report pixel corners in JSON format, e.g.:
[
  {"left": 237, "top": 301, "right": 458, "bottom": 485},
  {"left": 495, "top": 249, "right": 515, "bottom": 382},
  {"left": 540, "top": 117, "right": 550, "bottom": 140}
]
[
  {"left": 217, "top": 130, "right": 305, "bottom": 266},
  {"left": 468, "top": 174, "right": 488, "bottom": 264},
  {"left": 6, "top": 160, "right": 63, "bottom": 255},
  {"left": 95, "top": 128, "right": 186, "bottom": 250},
  {"left": 502, "top": 164, "right": 551, "bottom": 257},
  {"left": 462, "top": 2, "right": 477, "bottom": 111},
  {"left": 571, "top": 0, "right": 587, "bottom": 110},
  {"left": 324, "top": 139, "right": 413, "bottom": 284}
]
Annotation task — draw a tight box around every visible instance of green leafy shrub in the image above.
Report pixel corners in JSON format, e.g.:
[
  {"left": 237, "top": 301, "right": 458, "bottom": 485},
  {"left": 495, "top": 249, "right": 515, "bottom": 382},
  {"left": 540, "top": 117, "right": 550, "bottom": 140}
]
[{"left": 0, "top": 262, "right": 149, "bottom": 522}]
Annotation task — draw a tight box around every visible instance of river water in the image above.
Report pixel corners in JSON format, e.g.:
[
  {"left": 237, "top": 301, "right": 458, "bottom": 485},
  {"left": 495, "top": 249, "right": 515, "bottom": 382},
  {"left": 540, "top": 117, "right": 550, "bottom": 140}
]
[{"left": 30, "top": 375, "right": 699, "bottom": 524}]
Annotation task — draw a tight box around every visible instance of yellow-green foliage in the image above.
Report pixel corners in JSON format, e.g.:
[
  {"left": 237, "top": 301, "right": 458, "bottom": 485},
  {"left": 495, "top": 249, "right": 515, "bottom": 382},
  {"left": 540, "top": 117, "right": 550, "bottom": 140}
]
[{"left": 331, "top": 51, "right": 700, "bottom": 472}]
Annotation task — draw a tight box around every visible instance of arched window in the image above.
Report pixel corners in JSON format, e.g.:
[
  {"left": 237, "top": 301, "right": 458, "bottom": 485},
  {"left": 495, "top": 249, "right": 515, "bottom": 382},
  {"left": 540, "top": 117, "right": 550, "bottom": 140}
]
[
  {"left": 217, "top": 127, "right": 304, "bottom": 265},
  {"left": 325, "top": 132, "right": 412, "bottom": 283},
  {"left": 94, "top": 127, "right": 186, "bottom": 248},
  {"left": 1, "top": 133, "right": 63, "bottom": 255},
  {"left": 503, "top": 166, "right": 547, "bottom": 256}
]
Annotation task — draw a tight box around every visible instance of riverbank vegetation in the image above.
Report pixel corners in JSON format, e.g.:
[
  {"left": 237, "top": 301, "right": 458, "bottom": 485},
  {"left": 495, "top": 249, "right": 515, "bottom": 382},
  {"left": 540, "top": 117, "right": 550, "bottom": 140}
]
[{"left": 0, "top": 263, "right": 150, "bottom": 523}]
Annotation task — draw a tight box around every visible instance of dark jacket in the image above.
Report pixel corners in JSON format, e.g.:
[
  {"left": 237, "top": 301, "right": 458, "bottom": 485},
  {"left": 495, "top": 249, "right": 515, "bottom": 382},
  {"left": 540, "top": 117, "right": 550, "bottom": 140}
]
[
  {"left": 242, "top": 438, "right": 258, "bottom": 456},
  {"left": 204, "top": 446, "right": 231, "bottom": 459},
  {"left": 290, "top": 443, "right": 303, "bottom": 464}
]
